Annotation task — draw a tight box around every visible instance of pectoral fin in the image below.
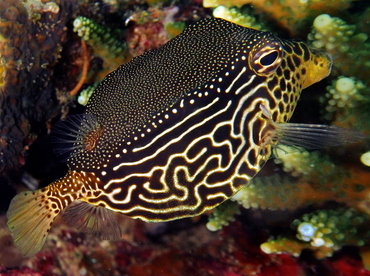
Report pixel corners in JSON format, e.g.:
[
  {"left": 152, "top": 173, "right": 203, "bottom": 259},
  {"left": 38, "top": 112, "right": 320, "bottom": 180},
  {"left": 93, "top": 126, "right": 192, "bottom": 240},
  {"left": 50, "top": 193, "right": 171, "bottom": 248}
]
[{"left": 275, "top": 123, "right": 364, "bottom": 150}]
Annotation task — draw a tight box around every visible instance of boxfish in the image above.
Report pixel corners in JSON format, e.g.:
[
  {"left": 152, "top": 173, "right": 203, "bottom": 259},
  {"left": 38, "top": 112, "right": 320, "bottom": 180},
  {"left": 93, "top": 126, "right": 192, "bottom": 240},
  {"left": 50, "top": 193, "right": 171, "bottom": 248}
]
[{"left": 7, "top": 17, "right": 348, "bottom": 257}]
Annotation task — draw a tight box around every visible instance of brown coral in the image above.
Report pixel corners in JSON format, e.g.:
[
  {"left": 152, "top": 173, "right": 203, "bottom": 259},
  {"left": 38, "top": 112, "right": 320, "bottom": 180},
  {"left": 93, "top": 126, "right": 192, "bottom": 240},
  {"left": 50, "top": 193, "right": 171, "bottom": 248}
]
[{"left": 0, "top": 0, "right": 76, "bottom": 174}]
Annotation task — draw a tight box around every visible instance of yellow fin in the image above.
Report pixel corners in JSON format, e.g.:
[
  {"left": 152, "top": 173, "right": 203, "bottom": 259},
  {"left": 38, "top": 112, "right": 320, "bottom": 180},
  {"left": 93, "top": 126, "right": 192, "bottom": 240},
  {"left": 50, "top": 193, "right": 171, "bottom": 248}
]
[
  {"left": 6, "top": 189, "right": 60, "bottom": 258},
  {"left": 63, "top": 200, "right": 122, "bottom": 240}
]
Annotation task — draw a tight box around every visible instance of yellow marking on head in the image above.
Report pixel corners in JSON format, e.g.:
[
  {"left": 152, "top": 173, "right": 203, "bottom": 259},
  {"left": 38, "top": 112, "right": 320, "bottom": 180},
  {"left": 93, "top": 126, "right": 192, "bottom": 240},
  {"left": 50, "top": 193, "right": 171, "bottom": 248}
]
[{"left": 302, "top": 50, "right": 332, "bottom": 89}]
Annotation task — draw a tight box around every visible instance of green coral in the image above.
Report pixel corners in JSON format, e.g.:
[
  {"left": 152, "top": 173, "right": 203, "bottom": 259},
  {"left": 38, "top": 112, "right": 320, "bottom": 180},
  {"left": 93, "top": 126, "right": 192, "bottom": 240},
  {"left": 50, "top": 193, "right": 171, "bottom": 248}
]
[
  {"left": 73, "top": 16, "right": 127, "bottom": 61},
  {"left": 206, "top": 200, "right": 240, "bottom": 231},
  {"left": 293, "top": 208, "right": 370, "bottom": 252},
  {"left": 212, "top": 6, "right": 267, "bottom": 31},
  {"left": 274, "top": 146, "right": 316, "bottom": 177},
  {"left": 165, "top": 21, "right": 186, "bottom": 39},
  {"left": 231, "top": 175, "right": 305, "bottom": 210},
  {"left": 229, "top": 152, "right": 349, "bottom": 212},
  {"left": 273, "top": 146, "right": 344, "bottom": 184},
  {"left": 308, "top": 14, "right": 370, "bottom": 85},
  {"left": 78, "top": 83, "right": 99, "bottom": 106},
  {"left": 261, "top": 237, "right": 307, "bottom": 257},
  {"left": 308, "top": 14, "right": 356, "bottom": 53},
  {"left": 321, "top": 76, "right": 366, "bottom": 122},
  {"left": 309, "top": 15, "right": 370, "bottom": 130},
  {"left": 262, "top": 208, "right": 370, "bottom": 258}
]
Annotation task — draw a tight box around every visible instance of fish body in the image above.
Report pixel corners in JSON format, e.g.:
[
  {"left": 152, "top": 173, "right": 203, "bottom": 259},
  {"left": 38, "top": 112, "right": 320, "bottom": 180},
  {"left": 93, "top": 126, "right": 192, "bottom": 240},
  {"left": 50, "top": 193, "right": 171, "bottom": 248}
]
[{"left": 7, "top": 18, "right": 332, "bottom": 257}]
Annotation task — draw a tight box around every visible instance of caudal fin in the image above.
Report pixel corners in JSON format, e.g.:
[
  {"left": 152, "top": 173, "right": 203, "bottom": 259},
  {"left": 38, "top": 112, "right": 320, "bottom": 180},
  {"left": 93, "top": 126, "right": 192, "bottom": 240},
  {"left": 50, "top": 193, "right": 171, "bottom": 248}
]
[{"left": 6, "top": 189, "right": 60, "bottom": 258}]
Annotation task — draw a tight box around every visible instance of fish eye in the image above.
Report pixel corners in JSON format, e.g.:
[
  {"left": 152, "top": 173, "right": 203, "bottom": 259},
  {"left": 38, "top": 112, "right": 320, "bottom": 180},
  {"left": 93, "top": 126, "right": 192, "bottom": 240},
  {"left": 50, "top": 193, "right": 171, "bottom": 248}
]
[
  {"left": 260, "top": 51, "right": 279, "bottom": 66},
  {"left": 251, "top": 44, "right": 283, "bottom": 76}
]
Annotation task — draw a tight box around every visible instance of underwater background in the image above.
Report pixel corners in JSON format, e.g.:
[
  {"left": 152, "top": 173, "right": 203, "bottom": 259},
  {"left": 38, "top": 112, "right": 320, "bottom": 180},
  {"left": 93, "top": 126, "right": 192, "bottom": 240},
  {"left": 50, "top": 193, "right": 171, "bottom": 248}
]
[{"left": 0, "top": 0, "right": 370, "bottom": 275}]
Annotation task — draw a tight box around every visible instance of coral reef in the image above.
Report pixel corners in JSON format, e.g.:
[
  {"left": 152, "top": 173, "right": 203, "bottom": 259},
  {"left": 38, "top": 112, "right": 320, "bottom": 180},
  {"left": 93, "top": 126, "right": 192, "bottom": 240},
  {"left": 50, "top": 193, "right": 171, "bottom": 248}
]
[
  {"left": 0, "top": 216, "right": 25, "bottom": 268},
  {"left": 324, "top": 75, "right": 369, "bottom": 130},
  {"left": 3, "top": 215, "right": 370, "bottom": 275},
  {"left": 0, "top": 0, "right": 78, "bottom": 174},
  {"left": 309, "top": 14, "right": 356, "bottom": 54},
  {"left": 214, "top": 138, "right": 370, "bottom": 263},
  {"left": 126, "top": 7, "right": 182, "bottom": 57},
  {"left": 273, "top": 146, "right": 322, "bottom": 177},
  {"left": 212, "top": 6, "right": 267, "bottom": 30},
  {"left": 361, "top": 151, "right": 370, "bottom": 167},
  {"left": 203, "top": 0, "right": 356, "bottom": 35},
  {"left": 231, "top": 175, "right": 307, "bottom": 211},
  {"left": 1, "top": 0, "right": 370, "bottom": 274},
  {"left": 231, "top": 151, "right": 370, "bottom": 213},
  {"left": 206, "top": 200, "right": 240, "bottom": 231},
  {"left": 293, "top": 208, "right": 370, "bottom": 249},
  {"left": 0, "top": 1, "right": 188, "bottom": 177},
  {"left": 322, "top": 76, "right": 365, "bottom": 122},
  {"left": 73, "top": 16, "right": 129, "bottom": 71},
  {"left": 261, "top": 208, "right": 370, "bottom": 259},
  {"left": 77, "top": 83, "right": 98, "bottom": 106},
  {"left": 308, "top": 14, "right": 370, "bottom": 83},
  {"left": 308, "top": 13, "right": 370, "bottom": 132}
]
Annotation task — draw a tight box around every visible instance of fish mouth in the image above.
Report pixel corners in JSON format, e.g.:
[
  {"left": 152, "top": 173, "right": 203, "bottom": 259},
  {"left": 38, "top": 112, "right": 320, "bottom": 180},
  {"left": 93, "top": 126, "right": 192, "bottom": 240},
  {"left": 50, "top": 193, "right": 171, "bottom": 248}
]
[{"left": 302, "top": 49, "right": 332, "bottom": 89}]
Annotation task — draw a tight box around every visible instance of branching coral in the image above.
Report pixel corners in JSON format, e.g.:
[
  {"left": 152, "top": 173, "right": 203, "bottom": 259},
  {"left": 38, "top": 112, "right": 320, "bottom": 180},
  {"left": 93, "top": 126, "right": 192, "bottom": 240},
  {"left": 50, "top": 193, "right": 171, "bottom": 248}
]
[
  {"left": 206, "top": 200, "right": 240, "bottom": 231},
  {"left": 321, "top": 76, "right": 366, "bottom": 123},
  {"left": 293, "top": 208, "right": 370, "bottom": 248},
  {"left": 212, "top": 144, "right": 370, "bottom": 263},
  {"left": 361, "top": 151, "right": 370, "bottom": 167},
  {"left": 73, "top": 16, "right": 129, "bottom": 73},
  {"left": 203, "top": 0, "right": 356, "bottom": 35},
  {"left": 231, "top": 174, "right": 341, "bottom": 211},
  {"left": 309, "top": 14, "right": 356, "bottom": 53},
  {"left": 322, "top": 76, "right": 370, "bottom": 131},
  {"left": 273, "top": 146, "right": 320, "bottom": 177},
  {"left": 308, "top": 14, "right": 370, "bottom": 85},
  {"left": 262, "top": 208, "right": 370, "bottom": 258},
  {"left": 273, "top": 146, "right": 345, "bottom": 184},
  {"left": 325, "top": 77, "right": 365, "bottom": 111},
  {"left": 73, "top": 7, "right": 184, "bottom": 104},
  {"left": 78, "top": 83, "right": 98, "bottom": 106},
  {"left": 212, "top": 6, "right": 267, "bottom": 31},
  {"left": 309, "top": 15, "right": 370, "bottom": 131},
  {"left": 231, "top": 175, "right": 313, "bottom": 211},
  {"left": 229, "top": 150, "right": 370, "bottom": 213},
  {"left": 73, "top": 16, "right": 127, "bottom": 59}
]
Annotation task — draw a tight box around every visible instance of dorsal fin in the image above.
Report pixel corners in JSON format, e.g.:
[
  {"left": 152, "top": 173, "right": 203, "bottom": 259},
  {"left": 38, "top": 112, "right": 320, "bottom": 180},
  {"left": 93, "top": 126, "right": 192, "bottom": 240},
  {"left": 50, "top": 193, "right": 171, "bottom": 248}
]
[
  {"left": 62, "top": 200, "right": 122, "bottom": 240},
  {"left": 51, "top": 114, "right": 102, "bottom": 162}
]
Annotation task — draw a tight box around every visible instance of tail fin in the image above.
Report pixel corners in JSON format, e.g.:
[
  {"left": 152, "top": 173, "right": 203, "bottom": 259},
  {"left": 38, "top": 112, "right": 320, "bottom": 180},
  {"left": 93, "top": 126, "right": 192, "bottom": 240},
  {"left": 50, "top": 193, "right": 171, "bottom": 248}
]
[{"left": 6, "top": 188, "right": 61, "bottom": 258}]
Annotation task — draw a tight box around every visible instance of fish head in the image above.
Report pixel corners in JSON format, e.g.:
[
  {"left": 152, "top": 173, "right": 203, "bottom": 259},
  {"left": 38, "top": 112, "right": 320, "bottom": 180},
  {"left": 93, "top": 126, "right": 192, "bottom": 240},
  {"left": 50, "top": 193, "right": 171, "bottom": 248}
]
[{"left": 240, "top": 35, "right": 332, "bottom": 124}]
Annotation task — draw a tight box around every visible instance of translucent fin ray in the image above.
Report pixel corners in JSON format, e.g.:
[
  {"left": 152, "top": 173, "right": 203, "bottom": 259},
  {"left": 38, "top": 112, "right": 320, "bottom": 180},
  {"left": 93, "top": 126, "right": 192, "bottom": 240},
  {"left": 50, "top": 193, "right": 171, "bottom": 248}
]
[
  {"left": 6, "top": 189, "right": 59, "bottom": 258},
  {"left": 276, "top": 123, "right": 365, "bottom": 150},
  {"left": 51, "top": 114, "right": 99, "bottom": 162},
  {"left": 62, "top": 200, "right": 122, "bottom": 240}
]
